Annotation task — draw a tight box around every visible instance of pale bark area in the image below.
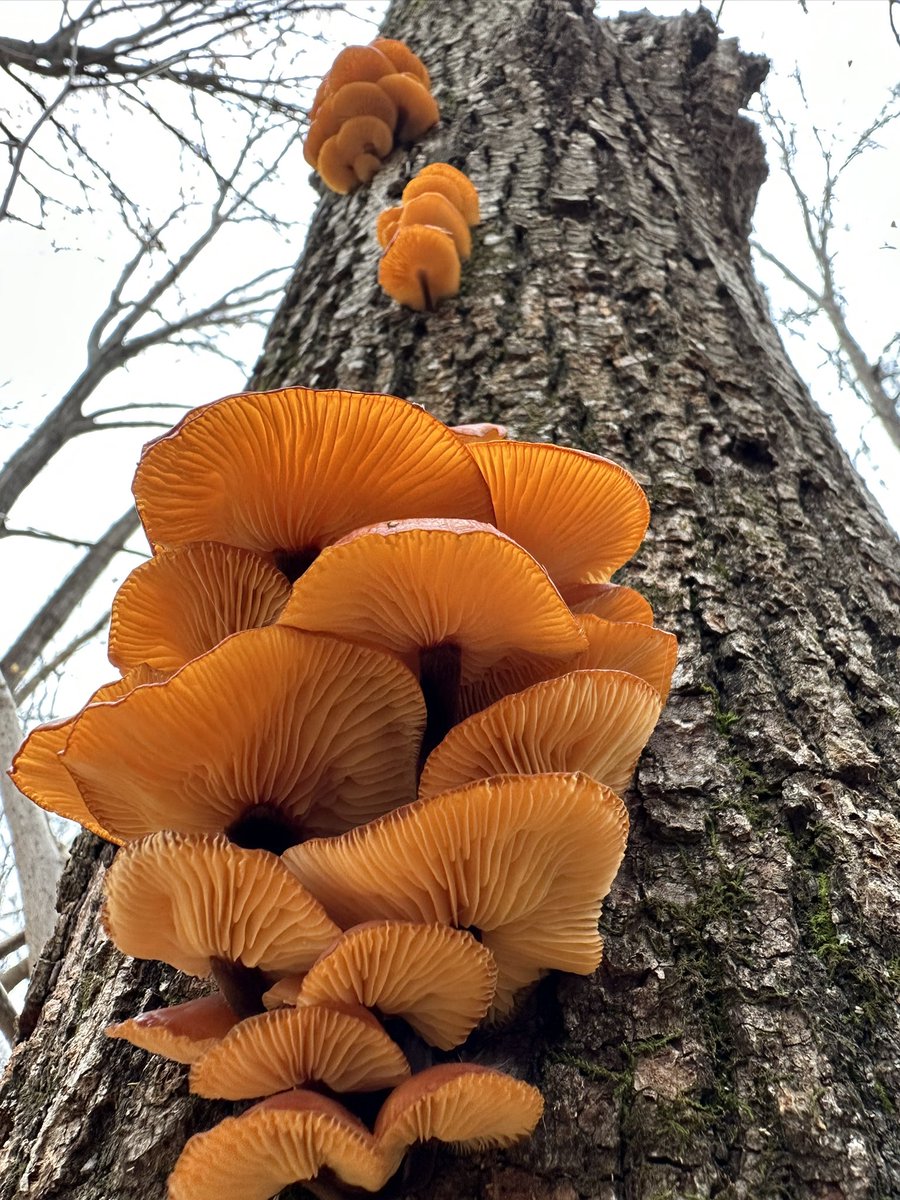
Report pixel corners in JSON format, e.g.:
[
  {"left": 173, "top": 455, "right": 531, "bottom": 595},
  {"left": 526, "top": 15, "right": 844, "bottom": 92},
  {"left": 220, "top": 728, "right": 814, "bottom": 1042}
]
[
  {"left": 0, "top": 679, "right": 66, "bottom": 970},
  {"left": 1, "top": 2, "right": 899, "bottom": 1198}
]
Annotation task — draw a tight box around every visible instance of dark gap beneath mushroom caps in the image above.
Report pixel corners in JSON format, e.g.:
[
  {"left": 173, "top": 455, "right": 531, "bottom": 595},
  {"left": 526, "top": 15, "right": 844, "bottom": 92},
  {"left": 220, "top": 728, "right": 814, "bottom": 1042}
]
[
  {"left": 209, "top": 957, "right": 267, "bottom": 1020},
  {"left": 380, "top": 1014, "right": 433, "bottom": 1075},
  {"left": 273, "top": 545, "right": 320, "bottom": 582},
  {"left": 417, "top": 269, "right": 434, "bottom": 313},
  {"left": 226, "top": 804, "right": 305, "bottom": 855},
  {"left": 417, "top": 642, "right": 462, "bottom": 770}
]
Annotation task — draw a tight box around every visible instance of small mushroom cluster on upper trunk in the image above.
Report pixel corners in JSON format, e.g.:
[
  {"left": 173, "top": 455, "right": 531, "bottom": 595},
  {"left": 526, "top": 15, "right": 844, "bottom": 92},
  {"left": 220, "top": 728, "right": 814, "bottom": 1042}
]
[
  {"left": 377, "top": 163, "right": 481, "bottom": 311},
  {"left": 13, "top": 386, "right": 677, "bottom": 1197},
  {"left": 304, "top": 39, "right": 439, "bottom": 193}
]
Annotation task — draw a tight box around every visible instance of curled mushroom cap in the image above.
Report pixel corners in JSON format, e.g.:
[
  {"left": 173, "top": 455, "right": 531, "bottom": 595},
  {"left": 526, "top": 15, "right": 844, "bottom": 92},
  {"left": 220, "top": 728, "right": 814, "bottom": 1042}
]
[
  {"left": 562, "top": 581, "right": 654, "bottom": 624},
  {"left": 108, "top": 542, "right": 290, "bottom": 673},
  {"left": 318, "top": 115, "right": 394, "bottom": 194},
  {"left": 190, "top": 1003, "right": 409, "bottom": 1099},
  {"left": 285, "top": 772, "right": 628, "bottom": 1015},
  {"left": 420, "top": 669, "right": 662, "bottom": 799},
  {"left": 468, "top": 440, "right": 650, "bottom": 587},
  {"left": 298, "top": 921, "right": 497, "bottom": 1050},
  {"left": 106, "top": 993, "right": 239, "bottom": 1065},
  {"left": 10, "top": 665, "right": 164, "bottom": 842},
  {"left": 371, "top": 37, "right": 430, "bottom": 87},
  {"left": 378, "top": 224, "right": 461, "bottom": 311},
  {"left": 376, "top": 204, "right": 403, "bottom": 247},
  {"left": 399, "top": 191, "right": 472, "bottom": 258},
  {"left": 417, "top": 162, "right": 480, "bottom": 224},
  {"left": 168, "top": 1090, "right": 391, "bottom": 1199},
  {"left": 402, "top": 171, "right": 466, "bottom": 217},
  {"left": 103, "top": 832, "right": 340, "bottom": 980},
  {"left": 376, "top": 72, "right": 439, "bottom": 143},
  {"left": 134, "top": 387, "right": 494, "bottom": 562},
  {"left": 375, "top": 1063, "right": 543, "bottom": 1170},
  {"left": 572, "top": 615, "right": 678, "bottom": 702},
  {"left": 63, "top": 626, "right": 424, "bottom": 847}
]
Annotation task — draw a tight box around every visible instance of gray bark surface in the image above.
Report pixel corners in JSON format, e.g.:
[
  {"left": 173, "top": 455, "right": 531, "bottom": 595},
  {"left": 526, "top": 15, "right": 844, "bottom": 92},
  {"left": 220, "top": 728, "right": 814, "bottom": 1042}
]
[{"left": 1, "top": 3, "right": 899, "bottom": 1198}]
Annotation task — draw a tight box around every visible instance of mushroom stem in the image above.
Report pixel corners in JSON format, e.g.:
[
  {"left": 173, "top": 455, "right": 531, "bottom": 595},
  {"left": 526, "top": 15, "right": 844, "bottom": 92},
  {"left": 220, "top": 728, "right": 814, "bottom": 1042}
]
[
  {"left": 417, "top": 269, "right": 434, "bottom": 313},
  {"left": 273, "top": 545, "right": 320, "bottom": 582},
  {"left": 418, "top": 642, "right": 462, "bottom": 767},
  {"left": 226, "top": 804, "right": 304, "bottom": 855},
  {"left": 209, "top": 957, "right": 267, "bottom": 1021}
]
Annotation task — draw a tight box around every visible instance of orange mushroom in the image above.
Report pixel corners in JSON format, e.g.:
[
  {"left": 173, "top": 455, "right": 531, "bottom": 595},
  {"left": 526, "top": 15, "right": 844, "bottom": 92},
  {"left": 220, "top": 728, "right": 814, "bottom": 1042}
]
[
  {"left": 378, "top": 224, "right": 460, "bottom": 311},
  {"left": 399, "top": 191, "right": 472, "bottom": 258},
  {"left": 376, "top": 72, "right": 439, "bottom": 143},
  {"left": 326, "top": 44, "right": 396, "bottom": 94},
  {"left": 376, "top": 205, "right": 403, "bottom": 247},
  {"left": 401, "top": 171, "right": 467, "bottom": 217},
  {"left": 371, "top": 37, "right": 430, "bottom": 88},
  {"left": 304, "top": 81, "right": 398, "bottom": 169},
  {"left": 417, "top": 162, "right": 481, "bottom": 224},
  {"left": 562, "top": 580, "right": 654, "bottom": 624},
  {"left": 317, "top": 115, "right": 394, "bottom": 194},
  {"left": 106, "top": 993, "right": 239, "bottom": 1065}
]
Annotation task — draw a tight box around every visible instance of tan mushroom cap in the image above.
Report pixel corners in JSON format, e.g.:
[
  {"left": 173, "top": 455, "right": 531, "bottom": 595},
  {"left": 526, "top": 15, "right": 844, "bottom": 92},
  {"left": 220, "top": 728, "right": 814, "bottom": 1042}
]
[
  {"left": 168, "top": 1090, "right": 391, "bottom": 1199},
  {"left": 318, "top": 115, "right": 394, "bottom": 194},
  {"left": 279, "top": 519, "right": 586, "bottom": 687},
  {"left": 134, "top": 387, "right": 494, "bottom": 558},
  {"left": 108, "top": 542, "right": 290, "bottom": 673},
  {"left": 298, "top": 921, "right": 497, "bottom": 1050},
  {"left": 420, "top": 669, "right": 662, "bottom": 799},
  {"left": 9, "top": 665, "right": 164, "bottom": 843},
  {"left": 190, "top": 1003, "right": 409, "bottom": 1100},
  {"left": 399, "top": 191, "right": 472, "bottom": 258},
  {"left": 562, "top": 580, "right": 654, "bottom": 624},
  {"left": 450, "top": 421, "right": 508, "bottom": 443},
  {"left": 572, "top": 614, "right": 677, "bottom": 702},
  {"left": 106, "top": 993, "right": 239, "bottom": 1065},
  {"left": 326, "top": 44, "right": 396, "bottom": 93},
  {"left": 376, "top": 204, "right": 403, "bottom": 247},
  {"left": 375, "top": 1063, "right": 543, "bottom": 1169},
  {"left": 64, "top": 626, "right": 424, "bottom": 844},
  {"left": 378, "top": 225, "right": 461, "bottom": 311},
  {"left": 104, "top": 832, "right": 340, "bottom": 978},
  {"left": 468, "top": 440, "right": 650, "bottom": 586},
  {"left": 371, "top": 37, "right": 430, "bottom": 87},
  {"left": 376, "top": 73, "right": 439, "bottom": 142},
  {"left": 285, "top": 772, "right": 629, "bottom": 1015},
  {"left": 417, "top": 162, "right": 480, "bottom": 224}
]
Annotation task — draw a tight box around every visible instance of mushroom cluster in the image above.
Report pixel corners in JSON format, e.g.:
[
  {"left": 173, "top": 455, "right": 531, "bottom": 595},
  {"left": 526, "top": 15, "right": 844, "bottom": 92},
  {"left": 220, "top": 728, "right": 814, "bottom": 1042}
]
[
  {"left": 304, "top": 39, "right": 439, "bottom": 193},
  {"left": 13, "top": 386, "right": 676, "bottom": 1197},
  {"left": 377, "top": 162, "right": 480, "bottom": 310}
]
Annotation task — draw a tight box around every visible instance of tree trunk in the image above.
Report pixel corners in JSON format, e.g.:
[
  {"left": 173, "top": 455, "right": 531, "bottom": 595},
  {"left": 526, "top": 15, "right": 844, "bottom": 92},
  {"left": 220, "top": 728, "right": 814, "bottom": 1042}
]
[{"left": 2, "top": 2, "right": 899, "bottom": 1197}]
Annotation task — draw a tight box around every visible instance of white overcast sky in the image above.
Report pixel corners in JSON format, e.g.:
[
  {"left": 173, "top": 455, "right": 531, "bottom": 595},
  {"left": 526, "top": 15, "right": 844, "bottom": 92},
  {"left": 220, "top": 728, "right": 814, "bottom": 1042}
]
[{"left": 0, "top": 0, "right": 898, "bottom": 721}]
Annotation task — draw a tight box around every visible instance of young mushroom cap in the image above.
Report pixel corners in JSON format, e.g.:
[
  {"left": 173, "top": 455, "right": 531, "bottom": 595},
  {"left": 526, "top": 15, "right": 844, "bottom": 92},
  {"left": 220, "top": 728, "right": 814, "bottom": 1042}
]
[
  {"left": 376, "top": 73, "right": 439, "bottom": 142},
  {"left": 297, "top": 921, "right": 497, "bottom": 1050},
  {"left": 108, "top": 542, "right": 290, "bottom": 673},
  {"left": 562, "top": 581, "right": 654, "bottom": 624},
  {"left": 168, "top": 1090, "right": 391, "bottom": 1199},
  {"left": 9, "top": 665, "right": 164, "bottom": 842},
  {"left": 63, "top": 626, "right": 424, "bottom": 845},
  {"left": 417, "top": 162, "right": 480, "bottom": 224},
  {"left": 285, "top": 772, "right": 629, "bottom": 1015},
  {"left": 420, "top": 668, "right": 663, "bottom": 799},
  {"left": 134, "top": 387, "right": 494, "bottom": 561},
  {"left": 399, "top": 191, "right": 472, "bottom": 258},
  {"left": 572, "top": 614, "right": 678, "bottom": 702},
  {"left": 354, "top": 151, "right": 383, "bottom": 184},
  {"left": 326, "top": 44, "right": 397, "bottom": 92},
  {"left": 106, "top": 993, "right": 239, "bottom": 1065},
  {"left": 318, "top": 115, "right": 395, "bottom": 193},
  {"left": 467, "top": 440, "right": 650, "bottom": 587},
  {"left": 371, "top": 37, "right": 430, "bottom": 87},
  {"left": 375, "top": 1063, "right": 543, "bottom": 1169},
  {"left": 401, "top": 171, "right": 465, "bottom": 216},
  {"left": 376, "top": 205, "right": 403, "bottom": 247},
  {"left": 302, "top": 100, "right": 342, "bottom": 167},
  {"left": 331, "top": 79, "right": 399, "bottom": 127},
  {"left": 378, "top": 225, "right": 461, "bottom": 311},
  {"left": 103, "top": 832, "right": 340, "bottom": 978},
  {"left": 190, "top": 1003, "right": 409, "bottom": 1099}
]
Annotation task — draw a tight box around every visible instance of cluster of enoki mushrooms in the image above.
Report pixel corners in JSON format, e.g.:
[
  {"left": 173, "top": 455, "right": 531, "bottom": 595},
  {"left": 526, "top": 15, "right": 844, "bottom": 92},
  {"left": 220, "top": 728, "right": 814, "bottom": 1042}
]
[{"left": 11, "top": 37, "right": 678, "bottom": 1200}]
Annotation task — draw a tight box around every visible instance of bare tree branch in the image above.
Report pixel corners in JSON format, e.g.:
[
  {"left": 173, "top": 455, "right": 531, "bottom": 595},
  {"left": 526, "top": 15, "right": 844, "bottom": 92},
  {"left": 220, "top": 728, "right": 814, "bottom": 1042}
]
[
  {"left": 0, "top": 981, "right": 17, "bottom": 1046},
  {"left": 0, "top": 929, "right": 26, "bottom": 962}
]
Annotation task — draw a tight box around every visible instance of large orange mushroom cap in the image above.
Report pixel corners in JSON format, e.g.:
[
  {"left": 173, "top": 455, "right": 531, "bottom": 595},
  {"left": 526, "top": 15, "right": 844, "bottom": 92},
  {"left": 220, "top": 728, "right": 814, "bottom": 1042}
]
[
  {"left": 318, "top": 115, "right": 394, "bottom": 194},
  {"left": 420, "top": 668, "right": 663, "bottom": 799},
  {"left": 401, "top": 171, "right": 466, "bottom": 217},
  {"left": 378, "top": 225, "right": 461, "bottom": 311},
  {"left": 399, "top": 191, "right": 472, "bottom": 258},
  {"left": 417, "top": 162, "right": 481, "bottom": 224},
  {"left": 376, "top": 204, "right": 403, "bottom": 247},
  {"left": 285, "top": 772, "right": 629, "bottom": 1015},
  {"left": 103, "top": 832, "right": 340, "bottom": 981},
  {"left": 468, "top": 440, "right": 650, "bottom": 587},
  {"left": 371, "top": 37, "right": 430, "bottom": 87},
  {"left": 168, "top": 1090, "right": 391, "bottom": 1199},
  {"left": 106, "top": 993, "right": 239, "bottom": 1065},
  {"left": 375, "top": 1063, "right": 543, "bottom": 1172},
  {"left": 108, "top": 542, "right": 290, "bottom": 673},
  {"left": 297, "top": 921, "right": 497, "bottom": 1050},
  {"left": 326, "top": 44, "right": 396, "bottom": 93},
  {"left": 189, "top": 1003, "right": 409, "bottom": 1099},
  {"left": 572, "top": 614, "right": 678, "bottom": 702},
  {"left": 563, "top": 580, "right": 654, "bottom": 624},
  {"left": 376, "top": 72, "right": 439, "bottom": 143},
  {"left": 133, "top": 388, "right": 494, "bottom": 566},
  {"left": 63, "top": 626, "right": 425, "bottom": 848},
  {"left": 9, "top": 664, "right": 164, "bottom": 843}
]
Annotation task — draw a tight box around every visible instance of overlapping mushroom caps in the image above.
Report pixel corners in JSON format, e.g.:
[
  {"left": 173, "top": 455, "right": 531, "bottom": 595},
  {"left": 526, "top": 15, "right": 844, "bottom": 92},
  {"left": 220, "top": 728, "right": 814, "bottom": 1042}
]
[
  {"left": 304, "top": 39, "right": 439, "bottom": 192},
  {"left": 377, "top": 162, "right": 480, "bottom": 311}
]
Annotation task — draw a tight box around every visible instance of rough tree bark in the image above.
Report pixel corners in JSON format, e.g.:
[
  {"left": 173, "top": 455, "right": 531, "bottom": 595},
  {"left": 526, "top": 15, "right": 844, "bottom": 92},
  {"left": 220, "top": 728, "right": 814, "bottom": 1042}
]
[{"left": 1, "top": 3, "right": 898, "bottom": 1198}]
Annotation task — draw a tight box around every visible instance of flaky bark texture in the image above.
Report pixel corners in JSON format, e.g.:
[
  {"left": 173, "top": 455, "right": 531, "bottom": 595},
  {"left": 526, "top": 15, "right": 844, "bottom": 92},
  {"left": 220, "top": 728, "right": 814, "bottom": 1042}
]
[{"left": 2, "top": 3, "right": 898, "bottom": 1197}]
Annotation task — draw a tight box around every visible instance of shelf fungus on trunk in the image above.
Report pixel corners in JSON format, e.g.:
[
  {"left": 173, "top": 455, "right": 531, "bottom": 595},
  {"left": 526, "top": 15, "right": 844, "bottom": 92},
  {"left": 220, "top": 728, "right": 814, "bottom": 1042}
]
[
  {"left": 60, "top": 626, "right": 425, "bottom": 849},
  {"left": 284, "top": 772, "right": 629, "bottom": 1017},
  {"left": 133, "top": 387, "right": 494, "bottom": 578}
]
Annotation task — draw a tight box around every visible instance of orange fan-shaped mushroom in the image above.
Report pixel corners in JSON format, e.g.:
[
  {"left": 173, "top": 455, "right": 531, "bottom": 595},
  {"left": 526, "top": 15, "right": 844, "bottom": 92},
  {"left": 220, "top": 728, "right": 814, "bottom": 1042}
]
[
  {"left": 304, "top": 81, "right": 398, "bottom": 168},
  {"left": 416, "top": 162, "right": 481, "bottom": 224},
  {"left": 376, "top": 72, "right": 439, "bottom": 143},
  {"left": 106, "top": 993, "right": 239, "bottom": 1065},
  {"left": 378, "top": 225, "right": 460, "bottom": 311},
  {"left": 399, "top": 191, "right": 472, "bottom": 258},
  {"left": 318, "top": 115, "right": 394, "bottom": 194},
  {"left": 371, "top": 37, "right": 430, "bottom": 87}
]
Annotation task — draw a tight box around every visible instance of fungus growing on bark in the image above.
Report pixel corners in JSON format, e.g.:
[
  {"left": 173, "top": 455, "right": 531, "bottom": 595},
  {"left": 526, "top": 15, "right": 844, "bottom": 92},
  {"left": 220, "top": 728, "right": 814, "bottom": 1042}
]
[
  {"left": 133, "top": 387, "right": 494, "bottom": 573},
  {"left": 189, "top": 1003, "right": 409, "bottom": 1099},
  {"left": 401, "top": 171, "right": 467, "bottom": 217},
  {"left": 416, "top": 162, "right": 481, "bottom": 224},
  {"left": 304, "top": 81, "right": 398, "bottom": 168},
  {"left": 295, "top": 921, "right": 497, "bottom": 1050},
  {"left": 375, "top": 72, "right": 439, "bottom": 143},
  {"left": 419, "top": 668, "right": 662, "bottom": 798},
  {"left": 62, "top": 626, "right": 424, "bottom": 848},
  {"left": 278, "top": 518, "right": 585, "bottom": 754},
  {"left": 285, "top": 772, "right": 629, "bottom": 1015},
  {"left": 378, "top": 224, "right": 461, "bottom": 312},
  {"left": 399, "top": 191, "right": 472, "bottom": 258},
  {"left": 375, "top": 1063, "right": 543, "bottom": 1170},
  {"left": 108, "top": 542, "right": 290, "bottom": 673},
  {"left": 106, "top": 993, "right": 239, "bottom": 1065},
  {"left": 325, "top": 44, "right": 396, "bottom": 93},
  {"left": 376, "top": 204, "right": 402, "bottom": 247},
  {"left": 562, "top": 580, "right": 654, "bottom": 624},
  {"left": 168, "top": 1090, "right": 390, "bottom": 1200},
  {"left": 103, "top": 832, "right": 340, "bottom": 1018},
  {"left": 317, "top": 115, "right": 395, "bottom": 193},
  {"left": 571, "top": 614, "right": 678, "bottom": 702},
  {"left": 371, "top": 37, "right": 430, "bottom": 86}
]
